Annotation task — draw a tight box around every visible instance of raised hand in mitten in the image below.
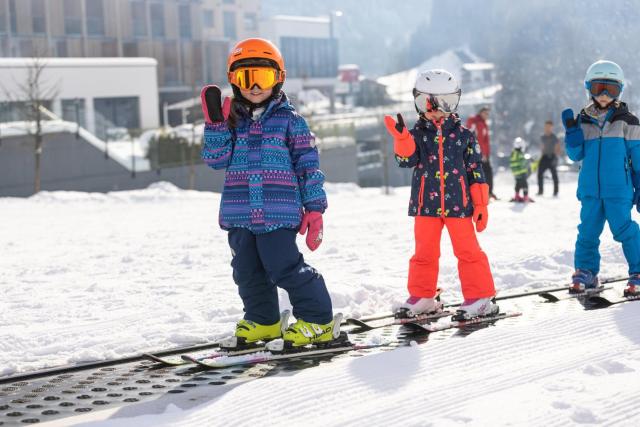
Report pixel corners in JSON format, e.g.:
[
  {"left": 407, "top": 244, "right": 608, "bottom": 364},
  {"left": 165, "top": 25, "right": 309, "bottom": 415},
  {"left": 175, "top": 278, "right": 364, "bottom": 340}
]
[
  {"left": 201, "top": 85, "right": 231, "bottom": 124},
  {"left": 384, "top": 113, "right": 416, "bottom": 157}
]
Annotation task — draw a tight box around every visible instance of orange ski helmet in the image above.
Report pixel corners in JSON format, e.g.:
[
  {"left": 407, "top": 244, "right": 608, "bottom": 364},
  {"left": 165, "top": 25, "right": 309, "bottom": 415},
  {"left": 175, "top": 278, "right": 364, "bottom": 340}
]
[{"left": 227, "top": 38, "right": 286, "bottom": 73}]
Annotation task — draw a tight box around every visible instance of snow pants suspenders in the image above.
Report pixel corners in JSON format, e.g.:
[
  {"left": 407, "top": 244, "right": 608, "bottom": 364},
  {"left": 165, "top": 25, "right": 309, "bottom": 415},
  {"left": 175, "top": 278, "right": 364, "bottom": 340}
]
[{"left": 408, "top": 216, "right": 495, "bottom": 299}]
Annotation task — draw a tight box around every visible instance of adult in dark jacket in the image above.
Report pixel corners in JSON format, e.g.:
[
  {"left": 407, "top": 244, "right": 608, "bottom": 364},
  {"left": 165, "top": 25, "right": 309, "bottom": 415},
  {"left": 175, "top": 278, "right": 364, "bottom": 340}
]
[{"left": 537, "top": 120, "right": 560, "bottom": 196}]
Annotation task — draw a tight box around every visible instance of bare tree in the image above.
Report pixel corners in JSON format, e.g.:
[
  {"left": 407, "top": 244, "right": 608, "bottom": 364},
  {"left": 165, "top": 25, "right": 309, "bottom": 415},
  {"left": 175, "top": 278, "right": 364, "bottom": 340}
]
[{"left": 2, "top": 51, "right": 59, "bottom": 193}]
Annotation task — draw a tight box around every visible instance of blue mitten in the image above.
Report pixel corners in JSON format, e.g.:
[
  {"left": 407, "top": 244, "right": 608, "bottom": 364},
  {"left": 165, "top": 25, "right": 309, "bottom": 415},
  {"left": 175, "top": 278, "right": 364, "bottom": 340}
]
[{"left": 561, "top": 108, "right": 584, "bottom": 148}]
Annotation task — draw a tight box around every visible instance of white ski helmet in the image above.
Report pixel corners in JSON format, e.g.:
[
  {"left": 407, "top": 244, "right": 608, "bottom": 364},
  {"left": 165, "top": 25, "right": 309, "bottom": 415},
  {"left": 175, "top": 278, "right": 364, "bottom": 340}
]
[
  {"left": 413, "top": 69, "right": 461, "bottom": 113},
  {"left": 584, "top": 60, "right": 625, "bottom": 99},
  {"left": 513, "top": 137, "right": 526, "bottom": 151}
]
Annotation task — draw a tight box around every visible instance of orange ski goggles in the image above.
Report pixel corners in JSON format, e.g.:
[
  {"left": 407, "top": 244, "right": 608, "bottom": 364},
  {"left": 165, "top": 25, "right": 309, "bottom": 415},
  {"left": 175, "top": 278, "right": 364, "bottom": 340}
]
[{"left": 228, "top": 67, "right": 285, "bottom": 90}]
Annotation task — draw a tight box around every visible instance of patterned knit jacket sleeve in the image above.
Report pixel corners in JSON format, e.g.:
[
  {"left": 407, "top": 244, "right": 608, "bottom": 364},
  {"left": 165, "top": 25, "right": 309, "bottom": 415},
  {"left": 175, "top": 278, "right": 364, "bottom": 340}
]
[
  {"left": 201, "top": 122, "right": 233, "bottom": 170},
  {"left": 288, "top": 113, "right": 328, "bottom": 213},
  {"left": 462, "top": 129, "right": 486, "bottom": 185}
]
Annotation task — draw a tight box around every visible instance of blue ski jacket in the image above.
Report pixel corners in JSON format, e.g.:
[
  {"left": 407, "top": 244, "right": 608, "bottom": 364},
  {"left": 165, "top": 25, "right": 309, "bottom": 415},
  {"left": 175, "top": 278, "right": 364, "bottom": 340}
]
[{"left": 566, "top": 102, "right": 640, "bottom": 200}]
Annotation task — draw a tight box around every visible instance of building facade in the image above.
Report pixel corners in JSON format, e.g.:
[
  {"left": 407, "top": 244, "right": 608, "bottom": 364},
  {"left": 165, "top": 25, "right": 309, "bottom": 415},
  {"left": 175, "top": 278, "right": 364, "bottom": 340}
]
[{"left": 0, "top": 0, "right": 262, "bottom": 112}]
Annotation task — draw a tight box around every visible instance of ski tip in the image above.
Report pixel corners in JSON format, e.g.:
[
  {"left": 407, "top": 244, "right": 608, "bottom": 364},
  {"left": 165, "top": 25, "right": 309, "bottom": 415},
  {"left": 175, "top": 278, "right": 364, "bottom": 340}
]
[
  {"left": 539, "top": 292, "right": 559, "bottom": 302},
  {"left": 584, "top": 296, "right": 614, "bottom": 309}
]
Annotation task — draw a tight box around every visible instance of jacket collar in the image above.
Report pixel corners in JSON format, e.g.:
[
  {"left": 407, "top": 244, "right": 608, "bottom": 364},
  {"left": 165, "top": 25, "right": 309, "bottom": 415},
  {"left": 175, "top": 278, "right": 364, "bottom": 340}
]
[
  {"left": 580, "top": 101, "right": 629, "bottom": 125},
  {"left": 415, "top": 113, "right": 460, "bottom": 132},
  {"left": 234, "top": 92, "right": 293, "bottom": 122}
]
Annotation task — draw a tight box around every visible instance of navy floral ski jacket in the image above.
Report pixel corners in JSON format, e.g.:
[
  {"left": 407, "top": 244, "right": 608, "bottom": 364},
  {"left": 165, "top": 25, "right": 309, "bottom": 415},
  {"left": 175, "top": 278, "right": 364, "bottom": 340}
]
[{"left": 395, "top": 114, "right": 486, "bottom": 218}]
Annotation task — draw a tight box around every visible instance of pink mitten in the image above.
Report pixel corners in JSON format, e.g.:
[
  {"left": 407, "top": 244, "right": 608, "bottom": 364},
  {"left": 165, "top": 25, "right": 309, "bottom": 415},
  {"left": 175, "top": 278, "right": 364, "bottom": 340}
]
[{"left": 299, "top": 211, "right": 323, "bottom": 251}]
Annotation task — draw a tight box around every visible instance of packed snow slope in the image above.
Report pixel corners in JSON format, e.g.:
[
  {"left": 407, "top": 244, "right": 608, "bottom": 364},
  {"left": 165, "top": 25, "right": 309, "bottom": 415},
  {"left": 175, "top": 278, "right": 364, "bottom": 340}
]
[
  {"left": 0, "top": 173, "right": 631, "bottom": 376},
  {"left": 4, "top": 172, "right": 640, "bottom": 426}
]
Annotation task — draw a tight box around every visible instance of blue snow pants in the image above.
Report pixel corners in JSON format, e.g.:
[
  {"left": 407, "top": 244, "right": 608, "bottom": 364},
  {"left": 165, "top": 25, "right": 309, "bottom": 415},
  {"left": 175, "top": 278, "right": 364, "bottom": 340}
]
[
  {"left": 575, "top": 197, "right": 640, "bottom": 275},
  {"left": 227, "top": 228, "right": 333, "bottom": 325}
]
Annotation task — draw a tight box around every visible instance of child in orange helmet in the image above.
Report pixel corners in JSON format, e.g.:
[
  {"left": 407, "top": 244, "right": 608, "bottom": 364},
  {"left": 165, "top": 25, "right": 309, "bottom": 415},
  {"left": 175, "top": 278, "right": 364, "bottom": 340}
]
[
  {"left": 201, "top": 38, "right": 335, "bottom": 347},
  {"left": 385, "top": 69, "right": 498, "bottom": 320}
]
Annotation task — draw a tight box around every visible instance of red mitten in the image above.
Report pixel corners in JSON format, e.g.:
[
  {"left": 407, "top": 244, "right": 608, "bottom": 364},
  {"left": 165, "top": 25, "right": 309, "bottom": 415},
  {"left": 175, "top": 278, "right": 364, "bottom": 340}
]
[
  {"left": 384, "top": 113, "right": 416, "bottom": 157},
  {"left": 470, "top": 183, "right": 489, "bottom": 232},
  {"left": 201, "top": 85, "right": 231, "bottom": 124},
  {"left": 299, "top": 211, "right": 323, "bottom": 251}
]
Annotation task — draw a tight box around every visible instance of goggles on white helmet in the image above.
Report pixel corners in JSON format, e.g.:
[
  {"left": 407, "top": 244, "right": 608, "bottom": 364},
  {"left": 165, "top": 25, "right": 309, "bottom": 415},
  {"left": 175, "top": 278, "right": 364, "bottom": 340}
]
[
  {"left": 413, "top": 69, "right": 461, "bottom": 113},
  {"left": 413, "top": 89, "right": 462, "bottom": 114}
]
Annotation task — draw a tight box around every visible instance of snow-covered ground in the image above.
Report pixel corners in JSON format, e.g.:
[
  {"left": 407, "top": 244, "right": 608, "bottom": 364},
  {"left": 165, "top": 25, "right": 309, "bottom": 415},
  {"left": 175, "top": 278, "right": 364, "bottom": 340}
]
[{"left": 2, "top": 172, "right": 639, "bottom": 426}]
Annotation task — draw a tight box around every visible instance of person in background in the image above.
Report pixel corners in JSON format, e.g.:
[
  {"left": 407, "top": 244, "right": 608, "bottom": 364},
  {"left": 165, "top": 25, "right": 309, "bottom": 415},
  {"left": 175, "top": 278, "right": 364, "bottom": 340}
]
[
  {"left": 510, "top": 137, "right": 534, "bottom": 203},
  {"left": 466, "top": 106, "right": 498, "bottom": 200},
  {"left": 537, "top": 120, "right": 561, "bottom": 196}
]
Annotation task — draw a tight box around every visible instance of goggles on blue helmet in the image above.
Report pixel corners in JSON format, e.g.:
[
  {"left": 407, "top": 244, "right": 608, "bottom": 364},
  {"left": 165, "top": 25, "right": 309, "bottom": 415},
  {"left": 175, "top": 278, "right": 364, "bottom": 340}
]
[{"left": 586, "top": 79, "right": 623, "bottom": 99}]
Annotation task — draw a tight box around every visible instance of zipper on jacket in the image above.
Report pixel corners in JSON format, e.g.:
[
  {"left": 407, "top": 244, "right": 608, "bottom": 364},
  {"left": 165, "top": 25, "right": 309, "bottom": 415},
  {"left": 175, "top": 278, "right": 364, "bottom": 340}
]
[
  {"left": 436, "top": 119, "right": 445, "bottom": 217},
  {"left": 597, "top": 134, "right": 602, "bottom": 198},
  {"left": 625, "top": 157, "right": 629, "bottom": 185},
  {"left": 459, "top": 176, "right": 468, "bottom": 208},
  {"left": 418, "top": 175, "right": 425, "bottom": 214}
]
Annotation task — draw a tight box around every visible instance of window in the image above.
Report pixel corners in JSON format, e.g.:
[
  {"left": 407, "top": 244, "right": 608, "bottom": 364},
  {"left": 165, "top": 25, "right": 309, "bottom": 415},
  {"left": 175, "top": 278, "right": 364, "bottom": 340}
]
[
  {"left": 223, "top": 11, "right": 236, "bottom": 39},
  {"left": 203, "top": 10, "right": 214, "bottom": 28},
  {"left": 280, "top": 37, "right": 338, "bottom": 78},
  {"left": 122, "top": 41, "right": 138, "bottom": 57},
  {"left": 9, "top": 0, "right": 16, "bottom": 34},
  {"left": 150, "top": 3, "right": 165, "bottom": 38},
  {"left": 56, "top": 39, "right": 68, "bottom": 56},
  {"left": 163, "top": 41, "right": 178, "bottom": 84},
  {"left": 32, "top": 0, "right": 47, "bottom": 34},
  {"left": 101, "top": 39, "right": 117, "bottom": 55},
  {"left": 178, "top": 4, "right": 191, "bottom": 39},
  {"left": 131, "top": 1, "right": 147, "bottom": 37},
  {"left": 0, "top": 1, "right": 6, "bottom": 34},
  {"left": 61, "top": 99, "right": 86, "bottom": 128},
  {"left": 244, "top": 13, "right": 257, "bottom": 31},
  {"left": 63, "top": 0, "right": 82, "bottom": 35},
  {"left": 94, "top": 97, "right": 141, "bottom": 139},
  {"left": 85, "top": 0, "right": 105, "bottom": 36}
]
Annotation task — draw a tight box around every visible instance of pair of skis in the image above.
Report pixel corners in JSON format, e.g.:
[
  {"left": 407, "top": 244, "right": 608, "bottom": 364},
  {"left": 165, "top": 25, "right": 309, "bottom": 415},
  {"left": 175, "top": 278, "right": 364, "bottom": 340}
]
[{"left": 145, "top": 313, "right": 397, "bottom": 369}]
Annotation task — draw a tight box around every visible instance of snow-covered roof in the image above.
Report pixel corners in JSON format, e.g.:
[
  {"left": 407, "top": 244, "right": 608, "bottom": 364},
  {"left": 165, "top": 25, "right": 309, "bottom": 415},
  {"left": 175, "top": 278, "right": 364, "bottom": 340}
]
[
  {"left": 0, "top": 57, "right": 158, "bottom": 69},
  {"left": 377, "top": 47, "right": 486, "bottom": 102},
  {"left": 268, "top": 14, "right": 330, "bottom": 24}
]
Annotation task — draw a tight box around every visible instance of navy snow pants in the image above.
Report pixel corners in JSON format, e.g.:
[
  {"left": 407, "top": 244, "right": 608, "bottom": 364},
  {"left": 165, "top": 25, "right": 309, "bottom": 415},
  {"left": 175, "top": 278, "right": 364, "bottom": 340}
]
[{"left": 228, "top": 228, "right": 333, "bottom": 325}]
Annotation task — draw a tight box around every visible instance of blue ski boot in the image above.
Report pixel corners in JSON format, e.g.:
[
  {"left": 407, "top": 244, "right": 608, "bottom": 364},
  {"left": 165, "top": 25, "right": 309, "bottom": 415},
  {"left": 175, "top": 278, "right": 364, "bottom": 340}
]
[
  {"left": 569, "top": 269, "right": 599, "bottom": 294},
  {"left": 624, "top": 274, "right": 640, "bottom": 298}
]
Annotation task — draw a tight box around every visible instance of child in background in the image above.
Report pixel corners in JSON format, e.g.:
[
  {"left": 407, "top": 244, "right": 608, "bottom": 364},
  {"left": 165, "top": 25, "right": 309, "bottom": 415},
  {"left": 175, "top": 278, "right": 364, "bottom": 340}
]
[
  {"left": 201, "top": 38, "right": 336, "bottom": 346},
  {"left": 509, "top": 137, "right": 534, "bottom": 203},
  {"left": 562, "top": 60, "right": 640, "bottom": 296},
  {"left": 384, "top": 69, "right": 498, "bottom": 320}
]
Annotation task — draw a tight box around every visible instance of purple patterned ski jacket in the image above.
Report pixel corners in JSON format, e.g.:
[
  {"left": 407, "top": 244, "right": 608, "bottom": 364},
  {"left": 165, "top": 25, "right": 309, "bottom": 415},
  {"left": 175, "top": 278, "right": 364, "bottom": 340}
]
[{"left": 202, "top": 93, "right": 327, "bottom": 234}]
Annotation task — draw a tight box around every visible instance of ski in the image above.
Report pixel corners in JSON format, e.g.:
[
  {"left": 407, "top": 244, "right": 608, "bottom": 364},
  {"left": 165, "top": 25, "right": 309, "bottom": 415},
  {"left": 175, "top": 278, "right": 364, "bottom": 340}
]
[
  {"left": 584, "top": 293, "right": 640, "bottom": 309},
  {"left": 344, "top": 277, "right": 628, "bottom": 326},
  {"left": 345, "top": 310, "right": 454, "bottom": 331},
  {"left": 144, "top": 311, "right": 292, "bottom": 366},
  {"left": 402, "top": 311, "right": 522, "bottom": 333},
  {"left": 539, "top": 286, "right": 611, "bottom": 303},
  {"left": 188, "top": 333, "right": 393, "bottom": 369},
  {"left": 144, "top": 345, "right": 266, "bottom": 366}
]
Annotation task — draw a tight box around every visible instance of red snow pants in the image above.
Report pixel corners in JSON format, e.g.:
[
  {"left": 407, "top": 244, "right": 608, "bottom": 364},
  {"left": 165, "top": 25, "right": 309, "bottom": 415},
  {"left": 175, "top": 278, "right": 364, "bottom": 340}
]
[{"left": 408, "top": 216, "right": 495, "bottom": 299}]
